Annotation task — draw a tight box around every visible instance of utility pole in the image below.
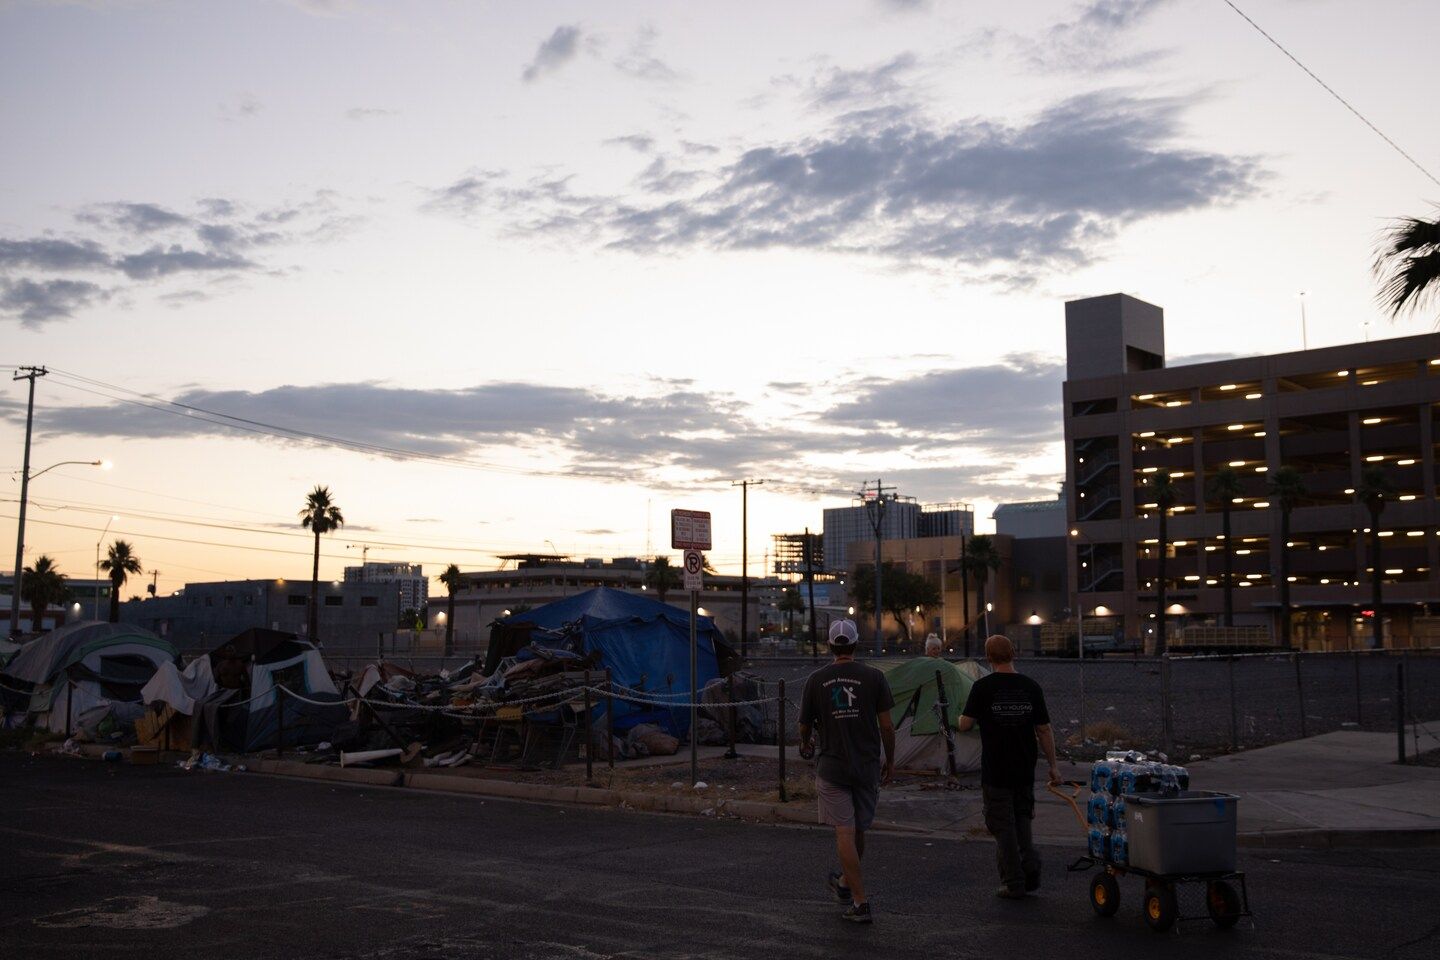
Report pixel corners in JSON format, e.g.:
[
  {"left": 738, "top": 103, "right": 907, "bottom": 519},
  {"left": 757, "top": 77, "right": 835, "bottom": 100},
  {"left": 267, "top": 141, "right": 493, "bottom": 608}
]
[
  {"left": 860, "top": 479, "right": 895, "bottom": 656},
  {"left": 804, "top": 527, "right": 818, "bottom": 662},
  {"left": 147, "top": 569, "right": 160, "bottom": 597},
  {"left": 9, "top": 366, "right": 47, "bottom": 639},
  {"left": 732, "top": 479, "right": 765, "bottom": 659}
]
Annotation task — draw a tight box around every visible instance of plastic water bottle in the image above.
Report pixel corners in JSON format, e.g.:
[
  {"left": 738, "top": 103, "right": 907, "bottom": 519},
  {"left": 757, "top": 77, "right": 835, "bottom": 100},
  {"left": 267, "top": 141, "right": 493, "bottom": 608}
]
[
  {"left": 1160, "top": 765, "right": 1180, "bottom": 796},
  {"left": 1094, "top": 761, "right": 1114, "bottom": 795},
  {"left": 1111, "top": 796, "right": 1127, "bottom": 829},
  {"left": 1088, "top": 825, "right": 1110, "bottom": 860},
  {"left": 1116, "top": 764, "right": 1138, "bottom": 796},
  {"left": 1110, "top": 828, "right": 1128, "bottom": 866},
  {"left": 1176, "top": 765, "right": 1191, "bottom": 791},
  {"left": 1088, "top": 792, "right": 1111, "bottom": 826}
]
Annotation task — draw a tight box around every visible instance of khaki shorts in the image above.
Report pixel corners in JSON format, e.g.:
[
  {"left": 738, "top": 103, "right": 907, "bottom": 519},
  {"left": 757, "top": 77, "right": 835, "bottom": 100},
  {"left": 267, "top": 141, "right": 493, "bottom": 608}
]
[{"left": 816, "top": 776, "right": 879, "bottom": 830}]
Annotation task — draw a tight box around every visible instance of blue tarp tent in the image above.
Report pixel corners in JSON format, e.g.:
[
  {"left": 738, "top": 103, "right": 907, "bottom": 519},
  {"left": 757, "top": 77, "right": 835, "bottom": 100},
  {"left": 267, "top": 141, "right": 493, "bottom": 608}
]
[{"left": 497, "top": 587, "right": 722, "bottom": 737}]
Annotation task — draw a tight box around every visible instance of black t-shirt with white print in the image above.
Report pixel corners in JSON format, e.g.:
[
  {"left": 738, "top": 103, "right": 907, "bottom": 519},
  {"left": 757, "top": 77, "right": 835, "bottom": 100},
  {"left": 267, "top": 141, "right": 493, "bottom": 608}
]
[{"left": 961, "top": 671, "right": 1050, "bottom": 788}]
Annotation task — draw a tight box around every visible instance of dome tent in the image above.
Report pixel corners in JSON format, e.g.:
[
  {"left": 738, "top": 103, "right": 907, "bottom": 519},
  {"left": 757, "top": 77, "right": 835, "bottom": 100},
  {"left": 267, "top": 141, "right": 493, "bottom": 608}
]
[
  {"left": 1, "top": 620, "right": 178, "bottom": 733},
  {"left": 883, "top": 656, "right": 986, "bottom": 775},
  {"left": 196, "top": 628, "right": 346, "bottom": 753}
]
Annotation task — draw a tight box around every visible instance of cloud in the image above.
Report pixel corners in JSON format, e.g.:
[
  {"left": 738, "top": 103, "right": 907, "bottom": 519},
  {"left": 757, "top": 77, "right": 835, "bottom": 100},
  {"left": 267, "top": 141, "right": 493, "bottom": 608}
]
[
  {"left": 578, "top": 528, "right": 619, "bottom": 536},
  {"left": 345, "top": 107, "right": 397, "bottom": 121},
  {"left": 808, "top": 52, "right": 919, "bottom": 107},
  {"left": 603, "top": 133, "right": 656, "bottom": 154},
  {"left": 878, "top": 0, "right": 929, "bottom": 9},
  {"left": 522, "top": 25, "right": 583, "bottom": 83},
  {"left": 613, "top": 25, "right": 680, "bottom": 83},
  {"left": 431, "top": 91, "right": 1259, "bottom": 283},
  {"left": 18, "top": 358, "right": 1066, "bottom": 502},
  {"left": 115, "top": 245, "right": 255, "bottom": 280},
  {"left": 0, "top": 278, "right": 109, "bottom": 327},
  {"left": 219, "top": 94, "right": 264, "bottom": 122},
  {"left": 1020, "top": 0, "right": 1175, "bottom": 72},
  {"left": 0, "top": 190, "right": 361, "bottom": 325},
  {"left": 0, "top": 238, "right": 111, "bottom": 272}
]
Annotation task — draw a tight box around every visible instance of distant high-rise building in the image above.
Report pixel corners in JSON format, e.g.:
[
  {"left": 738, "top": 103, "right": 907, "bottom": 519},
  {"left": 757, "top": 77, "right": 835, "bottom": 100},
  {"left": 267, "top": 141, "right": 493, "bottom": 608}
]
[
  {"left": 822, "top": 498, "right": 974, "bottom": 573},
  {"left": 343, "top": 562, "right": 427, "bottom": 613}
]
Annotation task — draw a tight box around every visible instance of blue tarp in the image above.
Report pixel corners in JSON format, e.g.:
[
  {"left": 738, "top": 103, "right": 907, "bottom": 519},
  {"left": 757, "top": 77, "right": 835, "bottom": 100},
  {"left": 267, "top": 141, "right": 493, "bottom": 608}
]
[{"left": 500, "top": 588, "right": 721, "bottom": 737}]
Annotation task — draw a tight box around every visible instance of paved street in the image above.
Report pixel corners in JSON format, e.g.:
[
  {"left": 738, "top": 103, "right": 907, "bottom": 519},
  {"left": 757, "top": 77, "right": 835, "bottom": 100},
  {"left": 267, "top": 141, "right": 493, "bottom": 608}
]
[{"left": 3, "top": 755, "right": 1438, "bottom": 960}]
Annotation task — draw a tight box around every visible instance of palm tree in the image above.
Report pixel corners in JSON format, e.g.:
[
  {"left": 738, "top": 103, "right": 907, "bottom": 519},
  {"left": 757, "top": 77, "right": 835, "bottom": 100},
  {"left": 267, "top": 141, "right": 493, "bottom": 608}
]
[
  {"left": 438, "top": 564, "right": 462, "bottom": 657},
  {"left": 99, "top": 540, "right": 142, "bottom": 623},
  {"left": 298, "top": 486, "right": 344, "bottom": 642},
  {"left": 1268, "top": 466, "right": 1307, "bottom": 649},
  {"left": 645, "top": 556, "right": 681, "bottom": 603},
  {"left": 1206, "top": 466, "right": 1245, "bottom": 628},
  {"left": 963, "top": 535, "right": 1002, "bottom": 650},
  {"left": 778, "top": 585, "right": 805, "bottom": 638},
  {"left": 1144, "top": 474, "right": 1179, "bottom": 656},
  {"left": 21, "top": 555, "right": 70, "bottom": 632},
  {"left": 1356, "top": 465, "right": 1394, "bottom": 650},
  {"left": 1373, "top": 209, "right": 1440, "bottom": 323}
]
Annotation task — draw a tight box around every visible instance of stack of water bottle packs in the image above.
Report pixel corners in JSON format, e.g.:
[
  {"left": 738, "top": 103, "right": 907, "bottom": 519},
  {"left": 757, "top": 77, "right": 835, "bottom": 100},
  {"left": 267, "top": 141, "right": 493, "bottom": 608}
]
[{"left": 1086, "top": 751, "right": 1190, "bottom": 866}]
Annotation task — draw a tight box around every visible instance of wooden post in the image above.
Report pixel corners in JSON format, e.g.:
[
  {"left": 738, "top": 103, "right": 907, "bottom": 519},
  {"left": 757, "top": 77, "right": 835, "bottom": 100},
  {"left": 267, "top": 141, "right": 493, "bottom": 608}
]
[
  {"left": 604, "top": 668, "right": 615, "bottom": 772},
  {"left": 275, "top": 684, "right": 285, "bottom": 760},
  {"left": 777, "top": 678, "right": 787, "bottom": 802},
  {"left": 1293, "top": 651, "right": 1308, "bottom": 739},
  {"left": 724, "top": 674, "right": 738, "bottom": 760},
  {"left": 1227, "top": 655, "right": 1239, "bottom": 751},
  {"left": 583, "top": 670, "right": 593, "bottom": 783},
  {"left": 935, "top": 669, "right": 956, "bottom": 775}
]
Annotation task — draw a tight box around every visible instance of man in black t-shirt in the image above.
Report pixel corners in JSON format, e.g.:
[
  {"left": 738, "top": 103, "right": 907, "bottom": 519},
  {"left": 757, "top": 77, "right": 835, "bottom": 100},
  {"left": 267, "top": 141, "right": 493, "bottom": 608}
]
[
  {"left": 799, "top": 619, "right": 895, "bottom": 925},
  {"left": 960, "top": 634, "right": 1060, "bottom": 899}
]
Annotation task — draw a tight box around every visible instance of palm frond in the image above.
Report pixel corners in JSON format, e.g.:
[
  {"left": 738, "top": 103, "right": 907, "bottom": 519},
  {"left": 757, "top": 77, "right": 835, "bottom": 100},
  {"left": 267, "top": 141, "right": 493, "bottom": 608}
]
[{"left": 1373, "top": 210, "right": 1440, "bottom": 320}]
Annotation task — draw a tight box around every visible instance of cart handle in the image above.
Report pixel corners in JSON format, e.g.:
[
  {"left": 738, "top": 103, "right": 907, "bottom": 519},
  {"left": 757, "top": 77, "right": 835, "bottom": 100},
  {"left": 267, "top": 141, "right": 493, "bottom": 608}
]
[{"left": 1047, "top": 779, "right": 1088, "bottom": 832}]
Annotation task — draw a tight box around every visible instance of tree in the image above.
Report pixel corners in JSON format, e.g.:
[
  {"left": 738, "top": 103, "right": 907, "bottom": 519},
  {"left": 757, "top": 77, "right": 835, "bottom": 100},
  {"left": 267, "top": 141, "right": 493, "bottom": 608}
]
[
  {"left": 298, "top": 486, "right": 344, "bottom": 642},
  {"left": 645, "top": 556, "right": 681, "bottom": 603},
  {"left": 854, "top": 564, "right": 943, "bottom": 644},
  {"left": 1373, "top": 209, "right": 1440, "bottom": 323},
  {"left": 962, "top": 535, "right": 1002, "bottom": 650},
  {"left": 778, "top": 585, "right": 805, "bottom": 638},
  {"left": 99, "top": 540, "right": 142, "bottom": 623},
  {"left": 1144, "top": 474, "right": 1179, "bottom": 656},
  {"left": 1268, "top": 466, "right": 1307, "bottom": 649},
  {"left": 438, "top": 563, "right": 463, "bottom": 657},
  {"left": 1356, "top": 464, "right": 1394, "bottom": 650},
  {"left": 1206, "top": 466, "right": 1245, "bottom": 628},
  {"left": 21, "top": 555, "right": 69, "bottom": 632}
]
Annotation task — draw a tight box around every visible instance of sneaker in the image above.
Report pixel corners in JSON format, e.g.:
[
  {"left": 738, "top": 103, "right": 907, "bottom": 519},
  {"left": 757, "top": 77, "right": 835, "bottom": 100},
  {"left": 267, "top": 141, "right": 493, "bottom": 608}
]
[
  {"left": 995, "top": 885, "right": 1027, "bottom": 900},
  {"left": 1024, "top": 871, "right": 1041, "bottom": 893},
  {"left": 842, "top": 901, "right": 873, "bottom": 924},
  {"left": 827, "top": 871, "right": 851, "bottom": 902}
]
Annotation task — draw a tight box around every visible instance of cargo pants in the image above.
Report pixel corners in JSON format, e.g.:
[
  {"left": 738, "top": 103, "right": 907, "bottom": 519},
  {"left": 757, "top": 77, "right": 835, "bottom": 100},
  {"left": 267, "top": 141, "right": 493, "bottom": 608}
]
[{"left": 982, "top": 782, "right": 1041, "bottom": 891}]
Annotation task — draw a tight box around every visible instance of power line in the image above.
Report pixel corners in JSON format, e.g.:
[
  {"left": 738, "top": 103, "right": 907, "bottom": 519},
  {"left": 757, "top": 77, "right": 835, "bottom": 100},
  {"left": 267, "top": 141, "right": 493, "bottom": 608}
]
[{"left": 1219, "top": 0, "right": 1440, "bottom": 189}]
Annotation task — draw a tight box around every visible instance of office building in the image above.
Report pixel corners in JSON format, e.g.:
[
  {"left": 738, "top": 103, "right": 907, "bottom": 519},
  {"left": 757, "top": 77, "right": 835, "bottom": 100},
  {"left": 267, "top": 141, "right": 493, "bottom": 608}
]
[
  {"left": 1065, "top": 293, "right": 1440, "bottom": 651},
  {"left": 993, "top": 491, "right": 1069, "bottom": 639},
  {"left": 822, "top": 499, "right": 974, "bottom": 573},
  {"left": 344, "top": 561, "right": 427, "bottom": 614},
  {"left": 1, "top": 574, "right": 112, "bottom": 633}
]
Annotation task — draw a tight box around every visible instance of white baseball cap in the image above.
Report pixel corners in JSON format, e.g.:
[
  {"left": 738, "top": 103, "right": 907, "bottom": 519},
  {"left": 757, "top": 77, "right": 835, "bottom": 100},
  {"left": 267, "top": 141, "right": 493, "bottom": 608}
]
[{"left": 828, "top": 618, "right": 859, "bottom": 647}]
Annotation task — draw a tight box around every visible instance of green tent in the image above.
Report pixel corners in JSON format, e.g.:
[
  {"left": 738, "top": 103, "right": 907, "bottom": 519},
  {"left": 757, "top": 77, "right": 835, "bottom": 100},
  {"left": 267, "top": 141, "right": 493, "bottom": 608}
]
[{"left": 883, "top": 657, "right": 986, "bottom": 774}]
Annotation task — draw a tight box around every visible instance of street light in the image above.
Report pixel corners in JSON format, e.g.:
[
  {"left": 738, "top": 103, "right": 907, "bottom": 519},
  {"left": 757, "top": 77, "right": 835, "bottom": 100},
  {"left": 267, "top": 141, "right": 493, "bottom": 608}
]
[
  {"left": 10, "top": 457, "right": 108, "bottom": 637},
  {"left": 94, "top": 514, "right": 119, "bottom": 620}
]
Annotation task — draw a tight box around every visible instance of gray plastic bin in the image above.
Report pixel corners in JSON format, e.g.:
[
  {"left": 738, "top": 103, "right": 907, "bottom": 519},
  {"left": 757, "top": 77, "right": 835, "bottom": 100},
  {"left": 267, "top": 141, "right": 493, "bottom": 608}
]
[{"left": 1125, "top": 791, "right": 1238, "bottom": 875}]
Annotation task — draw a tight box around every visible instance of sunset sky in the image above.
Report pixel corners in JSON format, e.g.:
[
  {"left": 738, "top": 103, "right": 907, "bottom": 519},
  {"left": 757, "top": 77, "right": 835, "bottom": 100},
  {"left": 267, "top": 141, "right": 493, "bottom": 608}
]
[{"left": 3, "top": 0, "right": 1438, "bottom": 597}]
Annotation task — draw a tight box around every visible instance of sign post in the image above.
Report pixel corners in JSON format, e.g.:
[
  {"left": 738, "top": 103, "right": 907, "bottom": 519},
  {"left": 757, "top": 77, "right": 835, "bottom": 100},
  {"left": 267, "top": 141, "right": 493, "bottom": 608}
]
[{"left": 671, "top": 510, "right": 711, "bottom": 787}]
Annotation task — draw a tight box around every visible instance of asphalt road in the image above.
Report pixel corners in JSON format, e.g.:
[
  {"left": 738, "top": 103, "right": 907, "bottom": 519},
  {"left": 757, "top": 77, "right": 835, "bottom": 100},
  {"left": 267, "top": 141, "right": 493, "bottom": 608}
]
[{"left": 3, "top": 755, "right": 1438, "bottom": 959}]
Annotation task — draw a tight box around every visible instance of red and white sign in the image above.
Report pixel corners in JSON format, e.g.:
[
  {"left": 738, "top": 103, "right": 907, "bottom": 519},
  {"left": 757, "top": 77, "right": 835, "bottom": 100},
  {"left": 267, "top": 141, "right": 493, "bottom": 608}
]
[
  {"left": 683, "top": 549, "right": 704, "bottom": 592},
  {"left": 670, "top": 509, "right": 712, "bottom": 551}
]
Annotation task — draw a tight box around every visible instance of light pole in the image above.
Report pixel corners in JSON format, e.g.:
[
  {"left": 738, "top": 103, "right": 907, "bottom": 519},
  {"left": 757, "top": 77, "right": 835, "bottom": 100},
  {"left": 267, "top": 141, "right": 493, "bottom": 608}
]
[
  {"left": 1069, "top": 527, "right": 1092, "bottom": 743},
  {"left": 94, "top": 514, "right": 118, "bottom": 620},
  {"left": 7, "top": 429, "right": 107, "bottom": 638}
]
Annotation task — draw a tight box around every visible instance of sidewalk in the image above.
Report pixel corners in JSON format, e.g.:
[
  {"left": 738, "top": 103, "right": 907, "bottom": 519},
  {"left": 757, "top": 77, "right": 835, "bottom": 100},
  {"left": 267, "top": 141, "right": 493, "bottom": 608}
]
[{"left": 874, "top": 726, "right": 1440, "bottom": 847}]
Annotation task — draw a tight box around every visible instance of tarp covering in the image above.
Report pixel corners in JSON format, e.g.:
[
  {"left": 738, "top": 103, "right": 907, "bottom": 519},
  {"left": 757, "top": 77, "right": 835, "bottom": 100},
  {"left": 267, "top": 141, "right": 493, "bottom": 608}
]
[
  {"left": 883, "top": 657, "right": 986, "bottom": 775},
  {"left": 142, "top": 657, "right": 217, "bottom": 716},
  {"left": 498, "top": 587, "right": 723, "bottom": 737},
  {"left": 201, "top": 630, "right": 344, "bottom": 752}
]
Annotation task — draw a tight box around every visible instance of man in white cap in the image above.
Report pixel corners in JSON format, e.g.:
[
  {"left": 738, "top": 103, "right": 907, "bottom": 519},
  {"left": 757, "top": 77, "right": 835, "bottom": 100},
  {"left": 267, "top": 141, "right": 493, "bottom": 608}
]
[{"left": 798, "top": 618, "right": 895, "bottom": 924}]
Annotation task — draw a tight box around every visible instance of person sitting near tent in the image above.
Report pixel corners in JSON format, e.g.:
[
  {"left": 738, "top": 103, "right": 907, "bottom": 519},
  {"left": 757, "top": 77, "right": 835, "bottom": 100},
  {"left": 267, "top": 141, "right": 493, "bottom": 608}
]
[
  {"left": 924, "top": 634, "right": 943, "bottom": 657},
  {"left": 959, "top": 634, "right": 1060, "bottom": 900},
  {"left": 213, "top": 646, "right": 249, "bottom": 691},
  {"left": 798, "top": 619, "right": 895, "bottom": 925}
]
